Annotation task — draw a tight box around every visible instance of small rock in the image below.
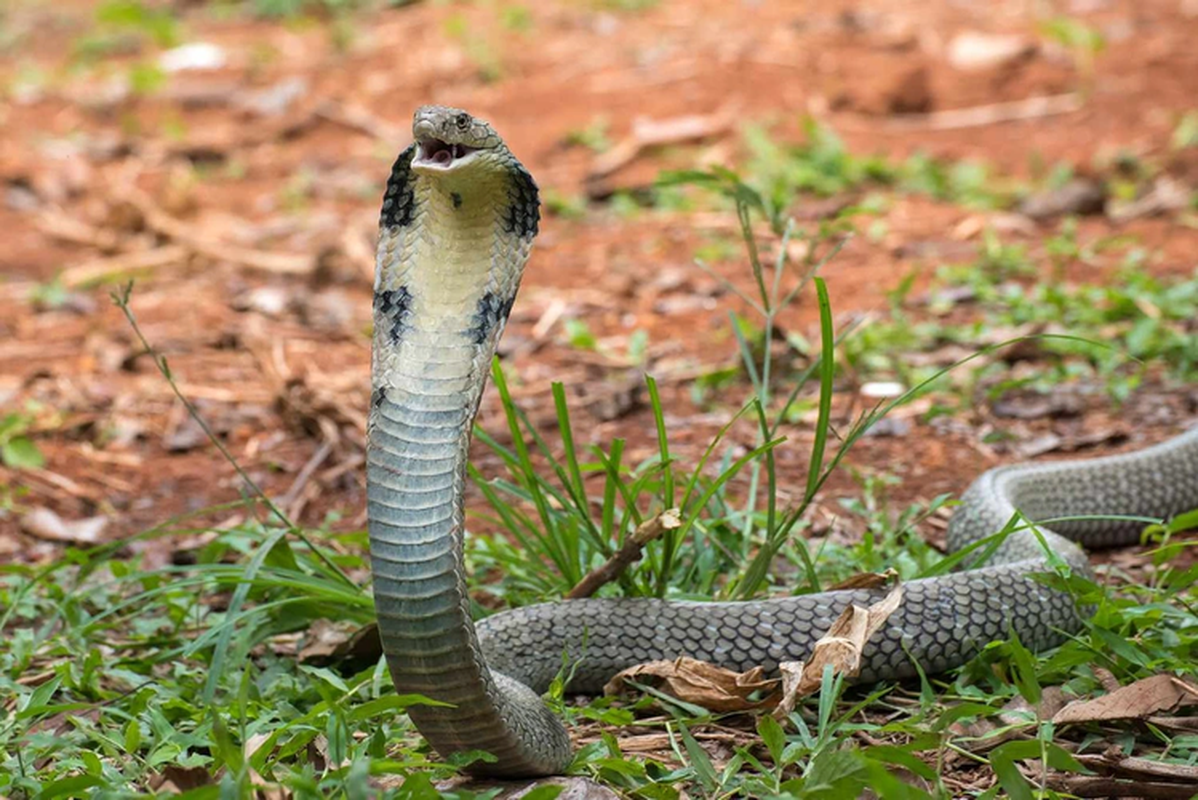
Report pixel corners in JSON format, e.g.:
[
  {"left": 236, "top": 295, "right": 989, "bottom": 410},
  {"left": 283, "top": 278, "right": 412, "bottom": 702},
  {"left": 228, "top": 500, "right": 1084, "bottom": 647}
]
[
  {"left": 296, "top": 289, "right": 355, "bottom": 333},
  {"left": 235, "top": 76, "right": 309, "bottom": 117},
  {"left": 992, "top": 392, "right": 1084, "bottom": 420},
  {"left": 864, "top": 417, "right": 910, "bottom": 437},
  {"left": 885, "top": 65, "right": 933, "bottom": 114},
  {"left": 1019, "top": 178, "right": 1107, "bottom": 220},
  {"left": 158, "top": 42, "right": 227, "bottom": 73},
  {"left": 232, "top": 286, "right": 292, "bottom": 317},
  {"left": 1107, "top": 177, "right": 1190, "bottom": 222},
  {"left": 860, "top": 381, "right": 906, "bottom": 399},
  {"left": 947, "top": 31, "right": 1035, "bottom": 71},
  {"left": 21, "top": 508, "right": 108, "bottom": 544},
  {"left": 164, "top": 415, "right": 210, "bottom": 452}
]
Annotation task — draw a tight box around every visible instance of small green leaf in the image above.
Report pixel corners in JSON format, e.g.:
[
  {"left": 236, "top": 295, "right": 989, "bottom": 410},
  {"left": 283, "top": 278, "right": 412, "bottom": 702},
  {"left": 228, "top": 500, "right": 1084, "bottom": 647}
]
[
  {"left": 757, "top": 714, "right": 785, "bottom": 764},
  {"left": 124, "top": 719, "right": 142, "bottom": 754},
  {"left": 39, "top": 775, "right": 106, "bottom": 799},
  {"left": 1, "top": 436, "right": 44, "bottom": 469},
  {"left": 210, "top": 712, "right": 243, "bottom": 773},
  {"left": 677, "top": 721, "right": 718, "bottom": 793},
  {"left": 17, "top": 674, "right": 62, "bottom": 719}
]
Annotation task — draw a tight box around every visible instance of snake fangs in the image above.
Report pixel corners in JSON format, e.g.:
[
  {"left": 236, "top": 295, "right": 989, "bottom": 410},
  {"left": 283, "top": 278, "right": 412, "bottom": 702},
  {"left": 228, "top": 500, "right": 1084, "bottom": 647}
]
[{"left": 366, "top": 105, "right": 1198, "bottom": 777}]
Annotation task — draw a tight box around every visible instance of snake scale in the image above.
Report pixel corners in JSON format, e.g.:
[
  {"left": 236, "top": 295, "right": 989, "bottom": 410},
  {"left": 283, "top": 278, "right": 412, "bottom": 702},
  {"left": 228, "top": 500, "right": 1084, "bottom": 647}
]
[{"left": 366, "top": 105, "right": 1198, "bottom": 777}]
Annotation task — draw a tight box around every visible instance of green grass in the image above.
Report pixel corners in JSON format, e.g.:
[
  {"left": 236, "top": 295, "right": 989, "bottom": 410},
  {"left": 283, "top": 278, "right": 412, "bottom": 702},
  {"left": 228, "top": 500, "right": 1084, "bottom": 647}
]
[
  {"left": 841, "top": 235, "right": 1198, "bottom": 405},
  {"left": 2, "top": 171, "right": 1196, "bottom": 799}
]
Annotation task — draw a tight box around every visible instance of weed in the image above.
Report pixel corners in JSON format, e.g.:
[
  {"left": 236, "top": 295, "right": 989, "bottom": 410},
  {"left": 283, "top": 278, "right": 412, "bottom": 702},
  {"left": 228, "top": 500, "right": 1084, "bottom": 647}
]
[
  {"left": 541, "top": 188, "right": 588, "bottom": 220},
  {"left": 95, "top": 0, "right": 181, "bottom": 48},
  {"left": 499, "top": 4, "right": 534, "bottom": 33},
  {"left": 127, "top": 60, "right": 166, "bottom": 95},
  {"left": 1172, "top": 110, "right": 1198, "bottom": 151},
  {"left": 1039, "top": 16, "right": 1106, "bottom": 82},
  {"left": 0, "top": 405, "right": 45, "bottom": 470},
  {"left": 443, "top": 12, "right": 504, "bottom": 83},
  {"left": 564, "top": 116, "right": 613, "bottom": 153}
]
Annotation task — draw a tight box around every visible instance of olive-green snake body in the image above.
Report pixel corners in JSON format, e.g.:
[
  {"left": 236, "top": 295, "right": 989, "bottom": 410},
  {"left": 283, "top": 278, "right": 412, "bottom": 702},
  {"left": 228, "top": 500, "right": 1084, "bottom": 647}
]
[{"left": 367, "top": 106, "right": 1198, "bottom": 777}]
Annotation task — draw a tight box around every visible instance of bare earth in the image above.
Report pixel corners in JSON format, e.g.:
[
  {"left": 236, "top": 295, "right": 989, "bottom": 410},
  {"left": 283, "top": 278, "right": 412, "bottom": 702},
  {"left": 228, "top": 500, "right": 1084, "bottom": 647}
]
[{"left": 1, "top": 0, "right": 1195, "bottom": 574}]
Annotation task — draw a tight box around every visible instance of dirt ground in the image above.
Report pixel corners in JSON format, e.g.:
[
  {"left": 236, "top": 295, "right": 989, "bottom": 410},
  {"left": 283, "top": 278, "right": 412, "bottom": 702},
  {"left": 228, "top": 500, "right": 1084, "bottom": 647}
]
[{"left": 1, "top": 0, "right": 1196, "bottom": 566}]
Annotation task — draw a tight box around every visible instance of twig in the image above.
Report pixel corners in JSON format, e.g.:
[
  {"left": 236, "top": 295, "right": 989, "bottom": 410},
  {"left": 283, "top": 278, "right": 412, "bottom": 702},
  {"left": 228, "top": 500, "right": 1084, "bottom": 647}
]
[
  {"left": 885, "top": 93, "right": 1082, "bottom": 131},
  {"left": 315, "top": 100, "right": 405, "bottom": 144},
  {"left": 35, "top": 208, "right": 121, "bottom": 251},
  {"left": 1073, "top": 754, "right": 1198, "bottom": 783},
  {"left": 280, "top": 440, "right": 334, "bottom": 520},
  {"left": 1046, "top": 777, "right": 1197, "bottom": 799},
  {"left": 111, "top": 282, "right": 355, "bottom": 588},
  {"left": 120, "top": 187, "right": 314, "bottom": 274},
  {"left": 565, "top": 509, "right": 681, "bottom": 599},
  {"left": 60, "top": 245, "right": 189, "bottom": 288},
  {"left": 589, "top": 106, "right": 737, "bottom": 180}
]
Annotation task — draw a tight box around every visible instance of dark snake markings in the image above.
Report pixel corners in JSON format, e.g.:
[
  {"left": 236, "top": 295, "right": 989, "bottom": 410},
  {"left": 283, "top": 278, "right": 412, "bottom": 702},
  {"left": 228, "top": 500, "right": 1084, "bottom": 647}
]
[
  {"left": 503, "top": 165, "right": 540, "bottom": 238},
  {"left": 469, "top": 291, "right": 517, "bottom": 345},
  {"left": 379, "top": 145, "right": 417, "bottom": 230},
  {"left": 375, "top": 286, "right": 413, "bottom": 346}
]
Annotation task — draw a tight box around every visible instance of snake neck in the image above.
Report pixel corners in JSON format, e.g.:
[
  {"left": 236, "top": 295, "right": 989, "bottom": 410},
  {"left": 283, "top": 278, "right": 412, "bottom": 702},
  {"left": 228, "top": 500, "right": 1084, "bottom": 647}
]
[
  {"left": 368, "top": 173, "right": 507, "bottom": 690},
  {"left": 366, "top": 148, "right": 568, "bottom": 775}
]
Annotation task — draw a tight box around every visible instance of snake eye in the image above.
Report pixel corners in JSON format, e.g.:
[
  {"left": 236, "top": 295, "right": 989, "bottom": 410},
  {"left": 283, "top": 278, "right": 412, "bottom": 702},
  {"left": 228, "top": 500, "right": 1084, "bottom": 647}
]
[{"left": 455, "top": 113, "right": 471, "bottom": 131}]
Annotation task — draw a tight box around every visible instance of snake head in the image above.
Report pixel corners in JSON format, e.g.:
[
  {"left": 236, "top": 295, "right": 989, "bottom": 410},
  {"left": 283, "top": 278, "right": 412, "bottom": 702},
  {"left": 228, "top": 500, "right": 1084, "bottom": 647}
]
[{"left": 411, "top": 105, "right": 504, "bottom": 174}]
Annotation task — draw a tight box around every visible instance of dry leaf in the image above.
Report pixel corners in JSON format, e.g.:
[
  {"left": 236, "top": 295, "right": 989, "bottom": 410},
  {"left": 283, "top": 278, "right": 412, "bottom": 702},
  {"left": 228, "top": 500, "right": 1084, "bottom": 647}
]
[
  {"left": 829, "top": 567, "right": 899, "bottom": 591},
  {"left": 244, "top": 732, "right": 288, "bottom": 800},
  {"left": 298, "top": 620, "right": 382, "bottom": 669},
  {"left": 1052, "top": 675, "right": 1198, "bottom": 725},
  {"left": 772, "top": 661, "right": 805, "bottom": 719},
  {"left": 151, "top": 765, "right": 212, "bottom": 793},
  {"left": 604, "top": 656, "right": 778, "bottom": 712},
  {"left": 780, "top": 583, "right": 905, "bottom": 703}
]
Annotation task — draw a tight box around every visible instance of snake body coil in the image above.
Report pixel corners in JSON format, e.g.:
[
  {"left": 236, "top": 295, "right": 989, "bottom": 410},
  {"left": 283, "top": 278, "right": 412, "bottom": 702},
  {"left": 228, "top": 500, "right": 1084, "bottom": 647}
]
[{"left": 367, "top": 106, "right": 1198, "bottom": 777}]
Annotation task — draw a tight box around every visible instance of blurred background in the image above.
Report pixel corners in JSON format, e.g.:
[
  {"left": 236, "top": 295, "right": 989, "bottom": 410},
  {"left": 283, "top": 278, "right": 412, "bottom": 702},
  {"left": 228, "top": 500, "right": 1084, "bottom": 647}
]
[{"left": 1, "top": 0, "right": 1196, "bottom": 561}]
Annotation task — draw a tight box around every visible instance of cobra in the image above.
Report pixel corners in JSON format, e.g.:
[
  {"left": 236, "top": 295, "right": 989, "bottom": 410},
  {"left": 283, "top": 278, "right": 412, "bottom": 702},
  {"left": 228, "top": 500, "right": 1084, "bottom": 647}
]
[{"left": 367, "top": 105, "right": 1198, "bottom": 777}]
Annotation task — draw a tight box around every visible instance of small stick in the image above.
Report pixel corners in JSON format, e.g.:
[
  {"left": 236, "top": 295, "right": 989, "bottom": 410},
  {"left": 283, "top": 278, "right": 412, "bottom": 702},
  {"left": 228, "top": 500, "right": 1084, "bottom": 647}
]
[
  {"left": 885, "top": 93, "right": 1082, "bottom": 132},
  {"left": 121, "top": 187, "right": 314, "bottom": 275},
  {"left": 566, "top": 509, "right": 681, "bottom": 599},
  {"left": 59, "top": 245, "right": 189, "bottom": 289},
  {"left": 280, "top": 440, "right": 334, "bottom": 520},
  {"left": 315, "top": 100, "right": 405, "bottom": 144},
  {"left": 1046, "top": 777, "right": 1196, "bottom": 800}
]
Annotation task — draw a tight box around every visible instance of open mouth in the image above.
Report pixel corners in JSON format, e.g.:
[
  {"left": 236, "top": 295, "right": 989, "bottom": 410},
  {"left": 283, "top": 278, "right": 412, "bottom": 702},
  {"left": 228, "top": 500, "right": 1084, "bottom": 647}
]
[{"left": 416, "top": 139, "right": 476, "bottom": 169}]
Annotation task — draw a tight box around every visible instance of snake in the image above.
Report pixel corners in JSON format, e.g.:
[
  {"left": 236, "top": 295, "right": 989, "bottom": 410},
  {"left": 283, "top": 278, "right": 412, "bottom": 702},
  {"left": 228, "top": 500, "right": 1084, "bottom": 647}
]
[{"left": 366, "top": 105, "right": 1198, "bottom": 778}]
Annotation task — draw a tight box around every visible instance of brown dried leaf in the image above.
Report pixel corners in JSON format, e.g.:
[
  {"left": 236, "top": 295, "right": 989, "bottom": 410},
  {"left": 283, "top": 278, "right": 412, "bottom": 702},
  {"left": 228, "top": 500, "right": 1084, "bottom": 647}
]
[
  {"left": 779, "top": 583, "right": 905, "bottom": 704},
  {"left": 298, "top": 620, "right": 382, "bottom": 668},
  {"left": 245, "top": 732, "right": 290, "bottom": 800},
  {"left": 829, "top": 567, "right": 899, "bottom": 591},
  {"left": 151, "top": 765, "right": 212, "bottom": 793},
  {"left": 772, "top": 661, "right": 805, "bottom": 719},
  {"left": 603, "top": 656, "right": 778, "bottom": 712},
  {"left": 1052, "top": 675, "right": 1198, "bottom": 725}
]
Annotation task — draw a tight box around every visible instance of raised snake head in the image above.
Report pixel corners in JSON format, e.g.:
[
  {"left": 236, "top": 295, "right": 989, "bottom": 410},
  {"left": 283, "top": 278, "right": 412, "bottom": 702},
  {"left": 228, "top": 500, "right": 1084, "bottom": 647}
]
[{"left": 411, "top": 105, "right": 506, "bottom": 176}]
